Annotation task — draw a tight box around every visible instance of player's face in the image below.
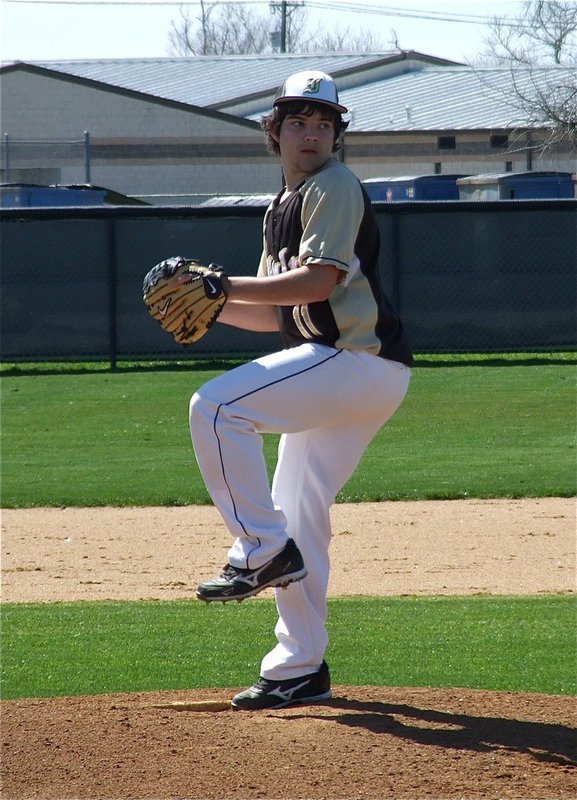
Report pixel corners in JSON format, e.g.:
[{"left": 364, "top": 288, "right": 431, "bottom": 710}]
[{"left": 276, "top": 108, "right": 336, "bottom": 188}]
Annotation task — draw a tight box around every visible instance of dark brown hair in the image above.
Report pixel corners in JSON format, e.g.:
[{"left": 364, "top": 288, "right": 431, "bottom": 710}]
[{"left": 261, "top": 100, "right": 349, "bottom": 155}]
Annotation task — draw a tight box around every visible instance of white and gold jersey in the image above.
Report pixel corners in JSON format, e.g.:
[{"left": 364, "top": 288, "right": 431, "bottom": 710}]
[{"left": 258, "top": 158, "right": 413, "bottom": 366}]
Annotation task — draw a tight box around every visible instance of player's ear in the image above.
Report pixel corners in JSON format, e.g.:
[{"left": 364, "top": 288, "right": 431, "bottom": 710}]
[{"left": 269, "top": 123, "right": 281, "bottom": 144}]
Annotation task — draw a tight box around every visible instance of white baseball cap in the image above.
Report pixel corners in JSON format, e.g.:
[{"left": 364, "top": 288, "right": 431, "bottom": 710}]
[{"left": 274, "top": 70, "right": 347, "bottom": 114}]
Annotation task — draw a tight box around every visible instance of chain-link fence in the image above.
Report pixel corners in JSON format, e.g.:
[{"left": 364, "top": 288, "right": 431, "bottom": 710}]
[
  {"left": 1, "top": 200, "right": 575, "bottom": 364},
  {"left": 1, "top": 134, "right": 92, "bottom": 186}
]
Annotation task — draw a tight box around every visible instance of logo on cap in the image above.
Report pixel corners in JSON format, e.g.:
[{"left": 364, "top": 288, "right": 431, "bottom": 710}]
[{"left": 305, "top": 77, "right": 322, "bottom": 95}]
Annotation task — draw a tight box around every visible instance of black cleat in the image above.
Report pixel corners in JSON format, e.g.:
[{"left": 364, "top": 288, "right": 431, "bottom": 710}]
[
  {"left": 196, "top": 538, "right": 307, "bottom": 602},
  {"left": 231, "top": 660, "right": 332, "bottom": 710}
]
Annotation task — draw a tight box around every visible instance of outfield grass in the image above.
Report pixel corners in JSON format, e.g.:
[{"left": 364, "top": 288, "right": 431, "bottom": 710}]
[
  {"left": 1, "top": 355, "right": 575, "bottom": 702},
  {"left": 1, "top": 354, "right": 575, "bottom": 506},
  {"left": 1, "top": 595, "right": 575, "bottom": 700}
]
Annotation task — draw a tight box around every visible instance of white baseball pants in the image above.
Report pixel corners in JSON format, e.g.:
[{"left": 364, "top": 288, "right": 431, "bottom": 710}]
[{"left": 189, "top": 343, "right": 411, "bottom": 680}]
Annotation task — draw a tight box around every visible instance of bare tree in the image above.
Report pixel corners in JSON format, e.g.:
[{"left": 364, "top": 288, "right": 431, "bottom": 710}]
[
  {"left": 481, "top": 0, "right": 576, "bottom": 66},
  {"left": 168, "top": 1, "right": 386, "bottom": 56},
  {"left": 168, "top": 2, "right": 273, "bottom": 56},
  {"left": 476, "top": 1, "right": 577, "bottom": 149},
  {"left": 298, "top": 25, "right": 387, "bottom": 54}
]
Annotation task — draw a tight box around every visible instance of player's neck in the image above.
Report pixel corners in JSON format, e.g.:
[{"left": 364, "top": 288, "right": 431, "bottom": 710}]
[{"left": 281, "top": 156, "right": 332, "bottom": 194}]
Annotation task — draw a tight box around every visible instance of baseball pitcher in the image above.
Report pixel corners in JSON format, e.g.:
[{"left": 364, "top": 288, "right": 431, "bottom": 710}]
[{"left": 144, "top": 70, "right": 413, "bottom": 710}]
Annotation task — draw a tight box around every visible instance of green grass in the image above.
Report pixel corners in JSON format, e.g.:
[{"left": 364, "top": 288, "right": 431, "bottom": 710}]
[
  {"left": 1, "top": 354, "right": 575, "bottom": 506},
  {"left": 1, "top": 356, "right": 575, "bottom": 703},
  {"left": 1, "top": 596, "right": 575, "bottom": 700}
]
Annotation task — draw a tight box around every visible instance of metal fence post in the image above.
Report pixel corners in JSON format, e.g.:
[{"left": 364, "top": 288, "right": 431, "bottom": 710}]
[
  {"left": 3, "top": 133, "right": 10, "bottom": 181},
  {"left": 106, "top": 217, "right": 118, "bottom": 370},
  {"left": 389, "top": 210, "right": 401, "bottom": 312},
  {"left": 84, "top": 131, "right": 91, "bottom": 184}
]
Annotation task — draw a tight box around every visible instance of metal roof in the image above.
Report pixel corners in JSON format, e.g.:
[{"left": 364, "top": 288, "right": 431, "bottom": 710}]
[
  {"left": 199, "top": 193, "right": 275, "bottom": 207},
  {"left": 28, "top": 53, "right": 412, "bottom": 109},
  {"left": 336, "top": 67, "right": 576, "bottom": 132},
  {"left": 9, "top": 56, "right": 574, "bottom": 133}
]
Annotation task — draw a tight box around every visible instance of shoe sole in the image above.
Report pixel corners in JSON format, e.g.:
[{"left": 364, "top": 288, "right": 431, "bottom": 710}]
[
  {"left": 231, "top": 689, "right": 332, "bottom": 711},
  {"left": 196, "top": 566, "right": 308, "bottom": 603}
]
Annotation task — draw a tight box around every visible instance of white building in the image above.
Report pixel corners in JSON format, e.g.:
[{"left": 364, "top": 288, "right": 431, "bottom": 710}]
[{"left": 1, "top": 53, "right": 575, "bottom": 200}]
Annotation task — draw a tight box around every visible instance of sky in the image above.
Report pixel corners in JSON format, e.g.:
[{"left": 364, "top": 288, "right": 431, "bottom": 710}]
[{"left": 1, "top": 0, "right": 524, "bottom": 64}]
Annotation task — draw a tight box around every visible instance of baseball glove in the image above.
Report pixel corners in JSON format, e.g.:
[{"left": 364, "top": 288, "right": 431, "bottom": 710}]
[{"left": 142, "top": 256, "right": 227, "bottom": 345}]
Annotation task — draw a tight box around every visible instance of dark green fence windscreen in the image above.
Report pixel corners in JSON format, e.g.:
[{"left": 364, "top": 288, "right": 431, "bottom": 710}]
[{"left": 1, "top": 201, "right": 575, "bottom": 362}]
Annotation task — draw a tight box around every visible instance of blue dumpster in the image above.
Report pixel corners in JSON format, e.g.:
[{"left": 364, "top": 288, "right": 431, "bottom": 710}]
[
  {"left": 457, "top": 171, "right": 575, "bottom": 200},
  {"left": 362, "top": 174, "right": 468, "bottom": 202},
  {"left": 0, "top": 183, "right": 147, "bottom": 207}
]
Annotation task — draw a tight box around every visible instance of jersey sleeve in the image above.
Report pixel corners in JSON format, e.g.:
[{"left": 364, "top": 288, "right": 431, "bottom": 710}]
[
  {"left": 256, "top": 204, "right": 272, "bottom": 277},
  {"left": 256, "top": 249, "right": 268, "bottom": 277},
  {"left": 298, "top": 164, "right": 365, "bottom": 274}
]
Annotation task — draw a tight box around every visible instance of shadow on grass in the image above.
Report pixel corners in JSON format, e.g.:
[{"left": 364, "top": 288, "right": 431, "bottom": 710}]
[
  {"left": 1, "top": 353, "right": 576, "bottom": 377},
  {"left": 0, "top": 359, "right": 250, "bottom": 377},
  {"left": 415, "top": 356, "right": 577, "bottom": 367},
  {"left": 285, "top": 696, "right": 577, "bottom": 768}
]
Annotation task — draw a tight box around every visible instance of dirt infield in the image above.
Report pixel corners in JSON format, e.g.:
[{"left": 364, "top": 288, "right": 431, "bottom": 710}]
[
  {"left": 2, "top": 498, "right": 575, "bottom": 603},
  {"left": 2, "top": 498, "right": 576, "bottom": 799}
]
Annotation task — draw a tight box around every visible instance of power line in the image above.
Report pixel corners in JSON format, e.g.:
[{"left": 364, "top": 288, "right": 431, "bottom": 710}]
[
  {"left": 6, "top": 0, "right": 270, "bottom": 4},
  {"left": 3, "top": 0, "right": 527, "bottom": 30},
  {"left": 3, "top": 0, "right": 220, "bottom": 3},
  {"left": 307, "top": 2, "right": 502, "bottom": 26},
  {"left": 2, "top": 0, "right": 511, "bottom": 25}
]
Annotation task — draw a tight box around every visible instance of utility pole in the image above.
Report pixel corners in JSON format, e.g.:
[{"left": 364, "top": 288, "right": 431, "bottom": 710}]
[
  {"left": 280, "top": 0, "right": 287, "bottom": 52},
  {"left": 270, "top": 1, "right": 303, "bottom": 53}
]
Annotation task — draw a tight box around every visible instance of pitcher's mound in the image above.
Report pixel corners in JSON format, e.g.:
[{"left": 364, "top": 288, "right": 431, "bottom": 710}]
[{"left": 2, "top": 686, "right": 575, "bottom": 799}]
